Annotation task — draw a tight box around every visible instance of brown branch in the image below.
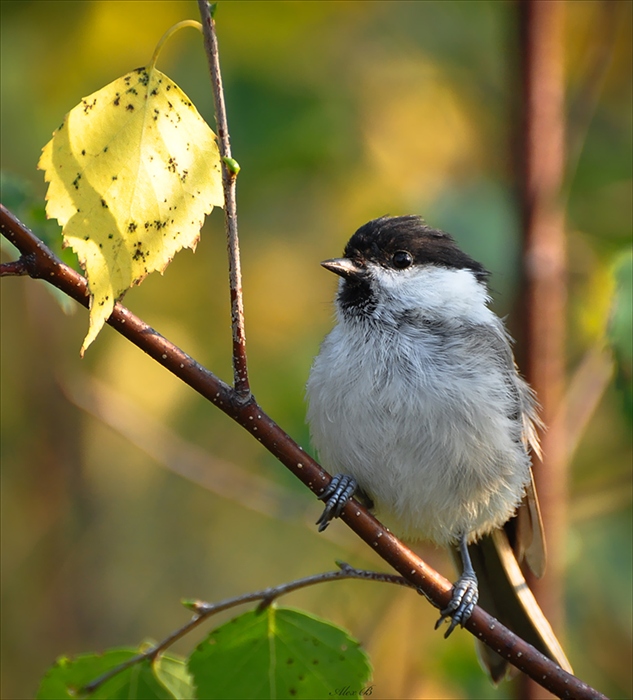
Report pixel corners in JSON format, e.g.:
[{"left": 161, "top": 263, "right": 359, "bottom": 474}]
[
  {"left": 0, "top": 204, "right": 606, "bottom": 700},
  {"left": 197, "top": 0, "right": 249, "bottom": 398}
]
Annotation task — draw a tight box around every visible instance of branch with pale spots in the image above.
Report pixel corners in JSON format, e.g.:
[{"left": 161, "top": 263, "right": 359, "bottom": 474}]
[{"left": 0, "top": 204, "right": 605, "bottom": 700}]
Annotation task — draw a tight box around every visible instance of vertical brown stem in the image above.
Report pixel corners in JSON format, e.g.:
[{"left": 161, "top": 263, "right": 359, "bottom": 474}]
[
  {"left": 519, "top": 1, "right": 567, "bottom": 697},
  {"left": 198, "top": 1, "right": 250, "bottom": 398}
]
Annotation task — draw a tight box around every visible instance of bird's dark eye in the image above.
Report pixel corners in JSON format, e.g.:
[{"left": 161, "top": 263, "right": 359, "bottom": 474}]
[{"left": 392, "top": 251, "right": 413, "bottom": 269}]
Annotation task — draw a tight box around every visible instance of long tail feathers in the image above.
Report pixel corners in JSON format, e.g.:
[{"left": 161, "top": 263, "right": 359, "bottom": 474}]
[{"left": 466, "top": 529, "right": 573, "bottom": 684}]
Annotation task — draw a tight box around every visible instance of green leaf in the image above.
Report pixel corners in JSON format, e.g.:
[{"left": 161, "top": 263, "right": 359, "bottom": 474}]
[
  {"left": 36, "top": 648, "right": 187, "bottom": 700},
  {"left": 154, "top": 654, "right": 196, "bottom": 700},
  {"left": 38, "top": 65, "right": 223, "bottom": 355},
  {"left": 188, "top": 606, "right": 372, "bottom": 700}
]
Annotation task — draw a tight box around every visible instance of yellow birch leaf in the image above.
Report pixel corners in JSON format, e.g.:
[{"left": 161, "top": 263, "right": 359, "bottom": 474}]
[{"left": 38, "top": 65, "right": 223, "bottom": 355}]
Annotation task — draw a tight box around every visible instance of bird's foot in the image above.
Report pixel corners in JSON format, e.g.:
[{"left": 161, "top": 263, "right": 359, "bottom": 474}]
[
  {"left": 434, "top": 571, "right": 479, "bottom": 638},
  {"left": 316, "top": 474, "right": 357, "bottom": 532}
]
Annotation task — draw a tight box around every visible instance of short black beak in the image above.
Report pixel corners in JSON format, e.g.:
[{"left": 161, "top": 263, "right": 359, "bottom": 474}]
[{"left": 321, "top": 258, "right": 362, "bottom": 280}]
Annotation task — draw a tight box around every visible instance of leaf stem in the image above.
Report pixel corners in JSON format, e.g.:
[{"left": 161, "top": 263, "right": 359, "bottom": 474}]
[
  {"left": 198, "top": 1, "right": 251, "bottom": 399},
  {"left": 148, "top": 19, "right": 202, "bottom": 71}
]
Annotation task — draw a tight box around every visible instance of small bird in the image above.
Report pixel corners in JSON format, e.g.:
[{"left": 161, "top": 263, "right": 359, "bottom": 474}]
[{"left": 306, "top": 215, "right": 572, "bottom": 682}]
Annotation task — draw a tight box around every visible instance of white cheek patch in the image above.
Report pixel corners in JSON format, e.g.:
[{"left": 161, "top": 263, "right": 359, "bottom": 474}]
[{"left": 371, "top": 264, "right": 492, "bottom": 323}]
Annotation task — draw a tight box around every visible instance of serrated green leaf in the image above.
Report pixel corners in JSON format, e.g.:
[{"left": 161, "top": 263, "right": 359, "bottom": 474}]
[
  {"left": 36, "top": 648, "right": 176, "bottom": 700},
  {"left": 38, "top": 65, "right": 223, "bottom": 355},
  {"left": 188, "top": 607, "right": 372, "bottom": 700}
]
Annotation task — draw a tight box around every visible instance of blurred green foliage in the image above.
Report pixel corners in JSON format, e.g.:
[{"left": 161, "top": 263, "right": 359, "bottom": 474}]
[{"left": 1, "top": 2, "right": 631, "bottom": 699}]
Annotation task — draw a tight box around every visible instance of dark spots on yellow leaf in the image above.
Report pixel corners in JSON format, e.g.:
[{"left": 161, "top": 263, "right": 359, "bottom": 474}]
[
  {"left": 112, "top": 175, "right": 117, "bottom": 181},
  {"left": 103, "top": 146, "right": 108, "bottom": 153},
  {"left": 128, "top": 222, "right": 138, "bottom": 233},
  {"left": 136, "top": 68, "right": 150, "bottom": 86},
  {"left": 124, "top": 75, "right": 132, "bottom": 85},
  {"left": 77, "top": 208, "right": 81, "bottom": 213},
  {"left": 150, "top": 88, "right": 158, "bottom": 97},
  {"left": 108, "top": 234, "right": 113, "bottom": 239},
  {"left": 99, "top": 243, "right": 103, "bottom": 248},
  {"left": 82, "top": 98, "right": 97, "bottom": 114},
  {"left": 153, "top": 109, "right": 159, "bottom": 121},
  {"left": 84, "top": 235, "right": 89, "bottom": 240},
  {"left": 167, "top": 157, "right": 177, "bottom": 173},
  {"left": 167, "top": 101, "right": 173, "bottom": 110},
  {"left": 81, "top": 149, "right": 86, "bottom": 156},
  {"left": 126, "top": 104, "right": 135, "bottom": 111},
  {"left": 72, "top": 174, "right": 81, "bottom": 189},
  {"left": 58, "top": 120, "right": 65, "bottom": 130},
  {"left": 180, "top": 170, "right": 188, "bottom": 183},
  {"left": 100, "top": 199, "right": 108, "bottom": 209},
  {"left": 181, "top": 98, "right": 192, "bottom": 107},
  {"left": 125, "top": 87, "right": 138, "bottom": 95},
  {"left": 149, "top": 155, "right": 154, "bottom": 162},
  {"left": 113, "top": 95, "right": 121, "bottom": 106},
  {"left": 166, "top": 84, "right": 171, "bottom": 91},
  {"left": 132, "top": 240, "right": 149, "bottom": 262}
]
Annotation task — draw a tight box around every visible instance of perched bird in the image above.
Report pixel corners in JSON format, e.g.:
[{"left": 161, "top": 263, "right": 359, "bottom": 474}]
[{"left": 306, "top": 215, "right": 572, "bottom": 682}]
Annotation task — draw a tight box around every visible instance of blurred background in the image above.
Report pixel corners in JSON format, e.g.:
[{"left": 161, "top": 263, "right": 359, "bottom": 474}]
[{"left": 1, "top": 1, "right": 631, "bottom": 698}]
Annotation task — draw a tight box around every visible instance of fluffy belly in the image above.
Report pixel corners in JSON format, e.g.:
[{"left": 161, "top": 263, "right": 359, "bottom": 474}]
[{"left": 306, "top": 328, "right": 529, "bottom": 546}]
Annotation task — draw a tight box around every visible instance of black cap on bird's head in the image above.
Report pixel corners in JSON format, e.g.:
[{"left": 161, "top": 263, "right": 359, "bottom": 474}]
[{"left": 321, "top": 215, "right": 489, "bottom": 283}]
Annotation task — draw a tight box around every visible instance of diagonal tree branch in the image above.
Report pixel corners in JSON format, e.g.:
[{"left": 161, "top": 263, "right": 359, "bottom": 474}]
[{"left": 0, "top": 204, "right": 606, "bottom": 700}]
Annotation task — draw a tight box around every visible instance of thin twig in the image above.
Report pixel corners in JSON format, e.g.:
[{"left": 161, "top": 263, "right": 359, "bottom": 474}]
[
  {"left": 0, "top": 258, "right": 30, "bottom": 276},
  {"left": 198, "top": 0, "right": 250, "bottom": 398},
  {"left": 82, "top": 563, "right": 414, "bottom": 694},
  {"left": 0, "top": 204, "right": 607, "bottom": 700}
]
